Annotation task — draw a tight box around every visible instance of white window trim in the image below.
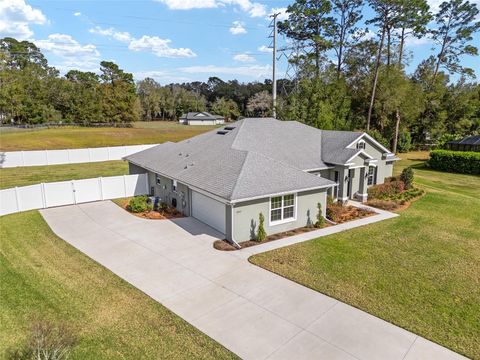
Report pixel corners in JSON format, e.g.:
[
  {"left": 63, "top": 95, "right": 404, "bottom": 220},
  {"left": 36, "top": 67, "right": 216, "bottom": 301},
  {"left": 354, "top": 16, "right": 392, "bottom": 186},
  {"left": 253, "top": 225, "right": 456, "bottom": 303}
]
[
  {"left": 367, "top": 166, "right": 375, "bottom": 186},
  {"left": 155, "top": 174, "right": 161, "bottom": 185},
  {"left": 269, "top": 193, "right": 297, "bottom": 226},
  {"left": 356, "top": 140, "right": 366, "bottom": 149}
]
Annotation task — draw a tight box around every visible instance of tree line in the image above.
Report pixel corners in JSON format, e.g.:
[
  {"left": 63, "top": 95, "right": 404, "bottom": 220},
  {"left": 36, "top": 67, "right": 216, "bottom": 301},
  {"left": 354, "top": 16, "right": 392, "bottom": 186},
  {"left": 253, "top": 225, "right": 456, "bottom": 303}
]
[{"left": 1, "top": 0, "right": 479, "bottom": 152}]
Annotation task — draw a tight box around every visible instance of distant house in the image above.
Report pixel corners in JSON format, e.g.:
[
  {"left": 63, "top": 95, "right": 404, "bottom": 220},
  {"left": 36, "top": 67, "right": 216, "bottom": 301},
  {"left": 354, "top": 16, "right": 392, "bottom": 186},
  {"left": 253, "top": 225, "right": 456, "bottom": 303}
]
[
  {"left": 179, "top": 112, "right": 225, "bottom": 125},
  {"left": 126, "top": 118, "right": 398, "bottom": 245},
  {"left": 446, "top": 135, "right": 480, "bottom": 152}
]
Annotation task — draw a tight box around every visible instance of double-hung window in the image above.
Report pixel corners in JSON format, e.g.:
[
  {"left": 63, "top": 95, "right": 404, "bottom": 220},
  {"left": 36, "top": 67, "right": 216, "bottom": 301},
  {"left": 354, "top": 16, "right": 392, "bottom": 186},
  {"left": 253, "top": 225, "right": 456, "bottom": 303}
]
[
  {"left": 367, "top": 166, "right": 375, "bottom": 186},
  {"left": 270, "top": 194, "right": 296, "bottom": 224}
]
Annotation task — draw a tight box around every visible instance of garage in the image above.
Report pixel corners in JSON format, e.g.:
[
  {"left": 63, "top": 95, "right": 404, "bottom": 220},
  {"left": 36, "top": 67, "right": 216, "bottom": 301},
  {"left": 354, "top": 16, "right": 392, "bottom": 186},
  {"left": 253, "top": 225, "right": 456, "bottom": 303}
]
[{"left": 191, "top": 190, "right": 226, "bottom": 234}]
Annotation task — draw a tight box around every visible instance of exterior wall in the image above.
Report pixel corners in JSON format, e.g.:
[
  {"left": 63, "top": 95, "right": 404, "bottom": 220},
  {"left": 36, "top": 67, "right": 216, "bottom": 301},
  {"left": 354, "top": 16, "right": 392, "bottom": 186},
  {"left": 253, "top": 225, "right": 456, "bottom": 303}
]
[
  {"left": 188, "top": 119, "right": 216, "bottom": 125},
  {"left": 232, "top": 189, "right": 327, "bottom": 242},
  {"left": 146, "top": 171, "right": 190, "bottom": 216},
  {"left": 128, "top": 162, "right": 147, "bottom": 175}
]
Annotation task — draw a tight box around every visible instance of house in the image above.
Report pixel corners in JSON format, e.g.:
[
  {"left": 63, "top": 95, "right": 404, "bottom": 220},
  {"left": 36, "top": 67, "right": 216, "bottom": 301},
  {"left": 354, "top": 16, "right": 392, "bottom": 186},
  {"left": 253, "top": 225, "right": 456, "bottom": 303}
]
[
  {"left": 446, "top": 135, "right": 480, "bottom": 152},
  {"left": 179, "top": 112, "right": 225, "bottom": 125},
  {"left": 125, "top": 118, "right": 398, "bottom": 245}
]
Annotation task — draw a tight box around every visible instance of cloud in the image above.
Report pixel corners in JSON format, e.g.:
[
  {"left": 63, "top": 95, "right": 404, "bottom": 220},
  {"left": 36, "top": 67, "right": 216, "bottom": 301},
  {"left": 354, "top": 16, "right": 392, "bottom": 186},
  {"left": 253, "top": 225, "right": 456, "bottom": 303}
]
[
  {"left": 89, "top": 26, "right": 132, "bottom": 42},
  {"left": 0, "top": 0, "right": 47, "bottom": 40},
  {"left": 258, "top": 45, "right": 272, "bottom": 53},
  {"left": 230, "top": 21, "right": 246, "bottom": 35},
  {"left": 233, "top": 53, "right": 255, "bottom": 62},
  {"left": 155, "top": 0, "right": 266, "bottom": 17},
  {"left": 34, "top": 33, "right": 100, "bottom": 72},
  {"left": 74, "top": 12, "right": 81, "bottom": 16},
  {"left": 129, "top": 35, "right": 196, "bottom": 58},
  {"left": 180, "top": 64, "right": 270, "bottom": 78}
]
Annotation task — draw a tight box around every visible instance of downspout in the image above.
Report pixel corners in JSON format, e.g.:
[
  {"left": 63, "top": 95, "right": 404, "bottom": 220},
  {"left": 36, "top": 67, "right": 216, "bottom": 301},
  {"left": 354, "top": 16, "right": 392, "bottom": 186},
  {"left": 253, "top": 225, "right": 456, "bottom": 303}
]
[{"left": 229, "top": 203, "right": 241, "bottom": 249}]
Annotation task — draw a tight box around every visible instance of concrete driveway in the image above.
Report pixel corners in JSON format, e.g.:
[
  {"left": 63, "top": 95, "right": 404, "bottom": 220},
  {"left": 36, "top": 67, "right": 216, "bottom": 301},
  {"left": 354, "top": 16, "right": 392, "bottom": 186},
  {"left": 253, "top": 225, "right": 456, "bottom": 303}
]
[{"left": 41, "top": 201, "right": 465, "bottom": 360}]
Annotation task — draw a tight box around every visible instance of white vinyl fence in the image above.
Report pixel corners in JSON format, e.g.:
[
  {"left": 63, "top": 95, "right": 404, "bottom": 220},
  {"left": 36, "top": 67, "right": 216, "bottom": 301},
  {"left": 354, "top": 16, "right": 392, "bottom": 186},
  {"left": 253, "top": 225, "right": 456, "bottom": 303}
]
[
  {"left": 0, "top": 173, "right": 148, "bottom": 216},
  {"left": 0, "top": 144, "right": 159, "bottom": 168}
]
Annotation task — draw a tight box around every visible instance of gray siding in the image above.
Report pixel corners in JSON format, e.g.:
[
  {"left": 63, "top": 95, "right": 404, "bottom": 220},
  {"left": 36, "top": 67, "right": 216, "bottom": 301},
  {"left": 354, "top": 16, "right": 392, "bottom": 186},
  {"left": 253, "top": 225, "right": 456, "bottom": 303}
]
[
  {"left": 128, "top": 162, "right": 147, "bottom": 174},
  {"left": 146, "top": 171, "right": 191, "bottom": 216},
  {"left": 232, "top": 189, "right": 327, "bottom": 242}
]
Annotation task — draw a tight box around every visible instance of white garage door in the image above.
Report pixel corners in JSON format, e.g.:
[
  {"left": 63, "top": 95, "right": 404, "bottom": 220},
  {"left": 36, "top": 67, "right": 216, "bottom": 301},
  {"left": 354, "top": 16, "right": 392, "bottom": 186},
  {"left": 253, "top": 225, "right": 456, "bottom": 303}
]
[{"left": 191, "top": 191, "right": 226, "bottom": 234}]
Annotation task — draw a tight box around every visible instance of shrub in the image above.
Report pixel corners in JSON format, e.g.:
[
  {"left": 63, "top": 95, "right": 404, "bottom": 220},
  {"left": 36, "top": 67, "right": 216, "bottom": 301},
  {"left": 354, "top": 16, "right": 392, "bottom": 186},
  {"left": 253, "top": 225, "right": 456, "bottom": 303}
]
[
  {"left": 326, "top": 203, "right": 343, "bottom": 223},
  {"left": 436, "top": 134, "right": 461, "bottom": 149},
  {"left": 400, "top": 167, "right": 414, "bottom": 189},
  {"left": 397, "top": 131, "right": 412, "bottom": 153},
  {"left": 127, "top": 195, "right": 152, "bottom": 213},
  {"left": 315, "top": 202, "right": 325, "bottom": 228},
  {"left": 428, "top": 150, "right": 480, "bottom": 175},
  {"left": 256, "top": 213, "right": 267, "bottom": 242},
  {"left": 367, "top": 180, "right": 405, "bottom": 200},
  {"left": 367, "top": 199, "right": 399, "bottom": 211}
]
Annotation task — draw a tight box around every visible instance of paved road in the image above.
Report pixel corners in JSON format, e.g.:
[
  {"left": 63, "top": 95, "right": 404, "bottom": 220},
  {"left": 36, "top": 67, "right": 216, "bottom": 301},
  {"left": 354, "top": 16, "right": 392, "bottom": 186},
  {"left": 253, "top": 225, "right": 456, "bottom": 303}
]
[{"left": 41, "top": 201, "right": 466, "bottom": 360}]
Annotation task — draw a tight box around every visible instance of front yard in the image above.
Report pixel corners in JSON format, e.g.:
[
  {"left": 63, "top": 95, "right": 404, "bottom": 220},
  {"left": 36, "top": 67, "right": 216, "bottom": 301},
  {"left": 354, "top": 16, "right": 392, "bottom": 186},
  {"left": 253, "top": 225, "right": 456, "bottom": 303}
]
[
  {"left": 251, "top": 152, "right": 480, "bottom": 359},
  {"left": 0, "top": 211, "right": 237, "bottom": 359}
]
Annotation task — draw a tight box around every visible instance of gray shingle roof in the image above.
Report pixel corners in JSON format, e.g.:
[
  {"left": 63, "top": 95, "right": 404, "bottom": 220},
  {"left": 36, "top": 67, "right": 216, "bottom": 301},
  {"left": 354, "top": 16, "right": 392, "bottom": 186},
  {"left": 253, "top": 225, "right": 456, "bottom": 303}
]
[
  {"left": 126, "top": 118, "right": 376, "bottom": 202},
  {"left": 180, "top": 112, "right": 223, "bottom": 120}
]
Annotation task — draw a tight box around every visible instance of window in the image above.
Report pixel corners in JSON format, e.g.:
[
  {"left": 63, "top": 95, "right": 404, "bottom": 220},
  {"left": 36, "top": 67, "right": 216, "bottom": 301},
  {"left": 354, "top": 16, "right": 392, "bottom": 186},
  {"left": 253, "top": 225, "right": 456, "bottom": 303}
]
[
  {"left": 367, "top": 166, "right": 375, "bottom": 185},
  {"left": 357, "top": 140, "right": 366, "bottom": 149},
  {"left": 270, "top": 194, "right": 296, "bottom": 223},
  {"left": 156, "top": 174, "right": 161, "bottom": 185},
  {"left": 172, "top": 179, "right": 177, "bottom": 191}
]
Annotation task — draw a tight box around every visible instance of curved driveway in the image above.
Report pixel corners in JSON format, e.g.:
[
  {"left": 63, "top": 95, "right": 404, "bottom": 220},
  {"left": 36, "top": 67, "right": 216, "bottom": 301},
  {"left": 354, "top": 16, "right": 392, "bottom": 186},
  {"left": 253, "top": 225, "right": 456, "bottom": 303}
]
[{"left": 41, "top": 201, "right": 465, "bottom": 360}]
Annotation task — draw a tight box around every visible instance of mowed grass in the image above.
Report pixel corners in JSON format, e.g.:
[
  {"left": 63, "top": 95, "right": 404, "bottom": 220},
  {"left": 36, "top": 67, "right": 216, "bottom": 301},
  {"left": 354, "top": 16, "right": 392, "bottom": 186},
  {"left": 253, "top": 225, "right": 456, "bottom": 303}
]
[
  {"left": 0, "top": 161, "right": 128, "bottom": 189},
  {"left": 251, "top": 152, "right": 480, "bottom": 359},
  {"left": 0, "top": 211, "right": 238, "bottom": 359},
  {"left": 0, "top": 122, "right": 218, "bottom": 151}
]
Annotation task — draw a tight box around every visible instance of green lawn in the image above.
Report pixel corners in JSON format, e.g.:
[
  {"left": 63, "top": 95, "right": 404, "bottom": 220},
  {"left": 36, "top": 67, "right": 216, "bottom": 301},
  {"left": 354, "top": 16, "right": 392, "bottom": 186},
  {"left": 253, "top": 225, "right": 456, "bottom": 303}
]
[
  {"left": 251, "top": 152, "right": 480, "bottom": 359},
  {"left": 0, "top": 161, "right": 128, "bottom": 190},
  {"left": 0, "top": 211, "right": 237, "bottom": 359},
  {"left": 0, "top": 122, "right": 218, "bottom": 151}
]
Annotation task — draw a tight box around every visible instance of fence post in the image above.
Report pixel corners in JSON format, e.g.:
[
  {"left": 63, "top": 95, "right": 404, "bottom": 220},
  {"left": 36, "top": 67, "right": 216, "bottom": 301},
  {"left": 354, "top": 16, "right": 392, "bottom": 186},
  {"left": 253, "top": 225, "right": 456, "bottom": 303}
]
[
  {"left": 107, "top": 147, "right": 111, "bottom": 161},
  {"left": 88, "top": 148, "right": 92, "bottom": 162},
  {"left": 45, "top": 150, "right": 49, "bottom": 165},
  {"left": 67, "top": 149, "right": 71, "bottom": 164},
  {"left": 41, "top": 183, "right": 47, "bottom": 208},
  {"left": 99, "top": 177, "right": 104, "bottom": 200},
  {"left": 123, "top": 175, "right": 127, "bottom": 197},
  {"left": 71, "top": 181, "right": 77, "bottom": 205},
  {"left": 21, "top": 151, "right": 25, "bottom": 166},
  {"left": 14, "top": 187, "right": 21, "bottom": 212}
]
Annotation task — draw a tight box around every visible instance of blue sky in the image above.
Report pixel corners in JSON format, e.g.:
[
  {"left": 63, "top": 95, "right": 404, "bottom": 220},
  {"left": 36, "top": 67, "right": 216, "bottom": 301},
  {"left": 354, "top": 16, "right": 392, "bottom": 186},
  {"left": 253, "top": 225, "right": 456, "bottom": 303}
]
[{"left": 1, "top": 0, "right": 479, "bottom": 84}]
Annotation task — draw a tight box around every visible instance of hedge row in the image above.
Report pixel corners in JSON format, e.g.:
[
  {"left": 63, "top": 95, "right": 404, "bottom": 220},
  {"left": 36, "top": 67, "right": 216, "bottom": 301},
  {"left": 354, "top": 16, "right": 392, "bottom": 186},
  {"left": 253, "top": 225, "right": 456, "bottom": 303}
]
[{"left": 428, "top": 150, "right": 480, "bottom": 175}]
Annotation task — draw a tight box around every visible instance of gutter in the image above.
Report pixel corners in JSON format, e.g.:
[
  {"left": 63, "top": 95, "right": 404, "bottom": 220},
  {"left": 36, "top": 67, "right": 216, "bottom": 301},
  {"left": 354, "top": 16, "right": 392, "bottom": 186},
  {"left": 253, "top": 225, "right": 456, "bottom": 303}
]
[{"left": 229, "top": 204, "right": 241, "bottom": 249}]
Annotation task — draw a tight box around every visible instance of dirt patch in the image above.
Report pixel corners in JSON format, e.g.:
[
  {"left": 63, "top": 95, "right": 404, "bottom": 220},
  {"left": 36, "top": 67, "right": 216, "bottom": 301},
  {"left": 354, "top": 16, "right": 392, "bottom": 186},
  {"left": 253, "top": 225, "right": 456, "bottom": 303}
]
[{"left": 213, "top": 225, "right": 329, "bottom": 251}]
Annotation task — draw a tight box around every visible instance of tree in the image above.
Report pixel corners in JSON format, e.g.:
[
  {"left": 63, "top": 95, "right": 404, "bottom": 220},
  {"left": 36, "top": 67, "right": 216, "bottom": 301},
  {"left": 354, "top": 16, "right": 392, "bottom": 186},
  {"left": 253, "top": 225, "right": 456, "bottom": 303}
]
[
  {"left": 211, "top": 97, "right": 240, "bottom": 120},
  {"left": 431, "top": 0, "right": 480, "bottom": 81},
  {"left": 256, "top": 213, "right": 267, "bottom": 242},
  {"left": 247, "top": 91, "right": 272, "bottom": 116},
  {"left": 278, "top": 0, "right": 334, "bottom": 76},
  {"left": 137, "top": 78, "right": 161, "bottom": 120},
  {"left": 327, "top": 0, "right": 364, "bottom": 75},
  {"left": 400, "top": 167, "right": 414, "bottom": 189},
  {"left": 315, "top": 202, "right": 325, "bottom": 227}
]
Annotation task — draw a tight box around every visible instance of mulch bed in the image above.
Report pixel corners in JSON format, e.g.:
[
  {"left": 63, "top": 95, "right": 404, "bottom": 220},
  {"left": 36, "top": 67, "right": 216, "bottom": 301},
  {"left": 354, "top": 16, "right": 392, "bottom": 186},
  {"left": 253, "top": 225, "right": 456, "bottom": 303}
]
[
  {"left": 116, "top": 198, "right": 184, "bottom": 220},
  {"left": 213, "top": 225, "right": 329, "bottom": 251},
  {"left": 366, "top": 188, "right": 426, "bottom": 212},
  {"left": 326, "top": 204, "right": 375, "bottom": 224}
]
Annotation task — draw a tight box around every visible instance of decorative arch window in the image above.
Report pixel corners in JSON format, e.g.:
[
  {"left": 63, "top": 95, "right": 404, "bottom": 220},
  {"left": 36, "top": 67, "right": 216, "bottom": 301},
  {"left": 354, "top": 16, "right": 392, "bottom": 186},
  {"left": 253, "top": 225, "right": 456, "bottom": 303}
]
[{"left": 356, "top": 140, "right": 366, "bottom": 149}]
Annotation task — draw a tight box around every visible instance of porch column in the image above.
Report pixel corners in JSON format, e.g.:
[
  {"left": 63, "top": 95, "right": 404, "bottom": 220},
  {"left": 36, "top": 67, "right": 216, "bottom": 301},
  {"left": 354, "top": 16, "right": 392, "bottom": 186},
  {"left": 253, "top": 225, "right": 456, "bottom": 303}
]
[
  {"left": 357, "top": 167, "right": 368, "bottom": 202},
  {"left": 337, "top": 166, "right": 349, "bottom": 203}
]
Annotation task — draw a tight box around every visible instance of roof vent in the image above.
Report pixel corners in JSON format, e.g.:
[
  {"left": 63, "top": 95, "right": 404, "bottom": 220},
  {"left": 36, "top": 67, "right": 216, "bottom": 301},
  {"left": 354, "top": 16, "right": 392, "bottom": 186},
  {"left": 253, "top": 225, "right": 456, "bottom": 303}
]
[
  {"left": 224, "top": 126, "right": 236, "bottom": 130},
  {"left": 217, "top": 130, "right": 229, "bottom": 135}
]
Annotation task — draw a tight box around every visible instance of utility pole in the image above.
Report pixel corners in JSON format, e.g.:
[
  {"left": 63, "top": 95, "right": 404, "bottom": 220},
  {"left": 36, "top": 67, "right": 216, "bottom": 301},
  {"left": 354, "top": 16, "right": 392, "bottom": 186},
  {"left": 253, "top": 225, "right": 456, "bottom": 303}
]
[{"left": 269, "top": 12, "right": 280, "bottom": 118}]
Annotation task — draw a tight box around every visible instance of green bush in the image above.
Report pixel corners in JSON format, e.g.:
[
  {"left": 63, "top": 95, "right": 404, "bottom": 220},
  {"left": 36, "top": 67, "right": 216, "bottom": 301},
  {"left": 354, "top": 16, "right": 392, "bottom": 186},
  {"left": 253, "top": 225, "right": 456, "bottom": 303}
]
[
  {"left": 315, "top": 202, "right": 325, "bottom": 228},
  {"left": 400, "top": 167, "right": 414, "bottom": 189},
  {"left": 428, "top": 150, "right": 480, "bottom": 175},
  {"left": 127, "top": 195, "right": 152, "bottom": 213},
  {"left": 256, "top": 213, "right": 267, "bottom": 242},
  {"left": 397, "top": 132, "right": 412, "bottom": 153},
  {"left": 367, "top": 129, "right": 390, "bottom": 149}
]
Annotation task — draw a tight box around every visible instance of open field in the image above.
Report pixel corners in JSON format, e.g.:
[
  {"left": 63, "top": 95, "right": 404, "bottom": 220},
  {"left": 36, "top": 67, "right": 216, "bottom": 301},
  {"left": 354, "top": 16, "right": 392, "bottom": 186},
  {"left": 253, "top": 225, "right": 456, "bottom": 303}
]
[
  {"left": 0, "top": 161, "right": 128, "bottom": 190},
  {"left": 0, "top": 122, "right": 218, "bottom": 151},
  {"left": 251, "top": 152, "right": 480, "bottom": 359},
  {"left": 0, "top": 210, "right": 237, "bottom": 359}
]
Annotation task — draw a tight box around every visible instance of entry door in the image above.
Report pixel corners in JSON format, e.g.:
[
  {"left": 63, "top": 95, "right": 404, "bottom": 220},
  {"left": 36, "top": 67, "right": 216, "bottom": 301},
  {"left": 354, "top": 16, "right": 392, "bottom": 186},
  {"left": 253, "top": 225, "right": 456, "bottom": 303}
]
[
  {"left": 347, "top": 169, "right": 354, "bottom": 198},
  {"left": 191, "top": 191, "right": 226, "bottom": 234}
]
